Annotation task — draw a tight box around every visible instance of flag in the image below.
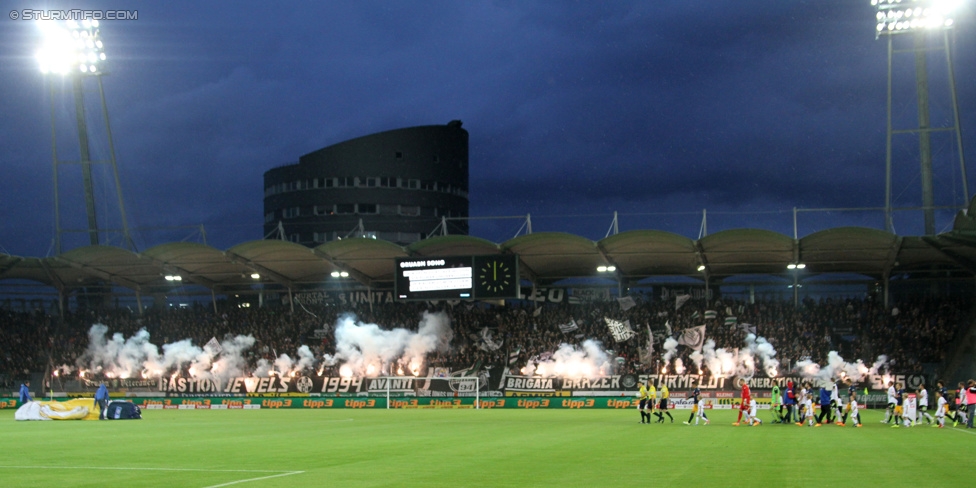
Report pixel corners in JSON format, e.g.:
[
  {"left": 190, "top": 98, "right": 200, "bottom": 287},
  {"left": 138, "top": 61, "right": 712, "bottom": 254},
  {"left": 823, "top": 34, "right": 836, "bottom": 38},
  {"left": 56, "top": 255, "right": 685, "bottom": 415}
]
[
  {"left": 704, "top": 310, "right": 717, "bottom": 320},
  {"left": 657, "top": 311, "right": 668, "bottom": 318},
  {"left": 533, "top": 307, "right": 542, "bottom": 317},
  {"left": 691, "top": 311, "right": 700, "bottom": 320},
  {"left": 740, "top": 323, "right": 756, "bottom": 335},
  {"left": 479, "top": 328, "right": 503, "bottom": 351},
  {"left": 677, "top": 325, "right": 706, "bottom": 351},
  {"left": 508, "top": 348, "right": 521, "bottom": 365},
  {"left": 605, "top": 317, "right": 636, "bottom": 342},
  {"left": 725, "top": 306, "right": 733, "bottom": 315},
  {"left": 644, "top": 325, "right": 655, "bottom": 365},
  {"left": 724, "top": 316, "right": 738, "bottom": 326},
  {"left": 205, "top": 337, "right": 223, "bottom": 355},
  {"left": 675, "top": 294, "right": 691, "bottom": 311},
  {"left": 617, "top": 296, "right": 637, "bottom": 311},
  {"left": 665, "top": 320, "right": 673, "bottom": 337},
  {"left": 558, "top": 319, "right": 579, "bottom": 334}
]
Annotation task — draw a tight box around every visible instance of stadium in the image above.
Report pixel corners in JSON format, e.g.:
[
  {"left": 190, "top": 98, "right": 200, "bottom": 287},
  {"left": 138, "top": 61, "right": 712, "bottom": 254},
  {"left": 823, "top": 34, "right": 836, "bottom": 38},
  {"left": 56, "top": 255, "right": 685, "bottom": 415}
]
[{"left": 4, "top": 3, "right": 976, "bottom": 487}]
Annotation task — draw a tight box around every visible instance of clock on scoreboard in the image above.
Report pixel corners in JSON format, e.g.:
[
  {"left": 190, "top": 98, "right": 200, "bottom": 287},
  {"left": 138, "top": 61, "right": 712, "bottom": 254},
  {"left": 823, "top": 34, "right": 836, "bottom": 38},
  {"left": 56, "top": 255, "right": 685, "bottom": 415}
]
[{"left": 394, "top": 255, "right": 519, "bottom": 301}]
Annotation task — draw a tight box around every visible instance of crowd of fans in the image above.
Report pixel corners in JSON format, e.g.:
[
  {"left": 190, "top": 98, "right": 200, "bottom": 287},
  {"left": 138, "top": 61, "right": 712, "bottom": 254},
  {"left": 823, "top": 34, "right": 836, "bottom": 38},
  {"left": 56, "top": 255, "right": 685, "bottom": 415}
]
[{"left": 1, "top": 292, "right": 972, "bottom": 389}]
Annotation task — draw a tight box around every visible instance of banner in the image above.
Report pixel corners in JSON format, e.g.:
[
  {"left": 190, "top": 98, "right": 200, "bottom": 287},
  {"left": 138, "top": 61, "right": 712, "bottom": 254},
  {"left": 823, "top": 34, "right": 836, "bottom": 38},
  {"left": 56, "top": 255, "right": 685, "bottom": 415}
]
[
  {"left": 675, "top": 294, "right": 691, "bottom": 311},
  {"left": 605, "top": 317, "right": 636, "bottom": 342}
]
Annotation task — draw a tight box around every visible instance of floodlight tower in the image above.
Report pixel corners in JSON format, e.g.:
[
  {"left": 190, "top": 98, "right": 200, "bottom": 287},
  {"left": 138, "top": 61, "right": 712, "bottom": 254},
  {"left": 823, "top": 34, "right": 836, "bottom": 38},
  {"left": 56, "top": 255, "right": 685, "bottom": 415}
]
[
  {"left": 873, "top": 0, "right": 968, "bottom": 235},
  {"left": 36, "top": 20, "right": 133, "bottom": 253}
]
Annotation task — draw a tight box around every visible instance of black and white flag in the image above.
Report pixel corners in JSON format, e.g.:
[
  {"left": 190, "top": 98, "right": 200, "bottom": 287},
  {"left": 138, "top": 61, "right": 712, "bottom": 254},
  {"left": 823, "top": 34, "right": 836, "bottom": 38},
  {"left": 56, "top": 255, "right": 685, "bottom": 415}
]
[
  {"left": 677, "top": 325, "right": 706, "bottom": 351},
  {"left": 617, "top": 296, "right": 637, "bottom": 311},
  {"left": 605, "top": 317, "right": 636, "bottom": 342},
  {"left": 558, "top": 319, "right": 579, "bottom": 334}
]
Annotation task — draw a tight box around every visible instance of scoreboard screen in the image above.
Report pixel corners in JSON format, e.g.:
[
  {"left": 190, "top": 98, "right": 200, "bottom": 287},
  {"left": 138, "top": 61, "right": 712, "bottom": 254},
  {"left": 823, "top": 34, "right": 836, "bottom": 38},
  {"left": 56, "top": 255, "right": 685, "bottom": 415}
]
[{"left": 395, "top": 255, "right": 519, "bottom": 301}]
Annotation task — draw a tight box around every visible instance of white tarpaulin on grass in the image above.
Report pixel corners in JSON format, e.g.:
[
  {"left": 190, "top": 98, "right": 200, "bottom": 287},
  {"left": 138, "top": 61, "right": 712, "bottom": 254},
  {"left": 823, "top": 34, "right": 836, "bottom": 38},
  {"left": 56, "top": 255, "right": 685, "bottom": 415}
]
[{"left": 15, "top": 401, "right": 90, "bottom": 421}]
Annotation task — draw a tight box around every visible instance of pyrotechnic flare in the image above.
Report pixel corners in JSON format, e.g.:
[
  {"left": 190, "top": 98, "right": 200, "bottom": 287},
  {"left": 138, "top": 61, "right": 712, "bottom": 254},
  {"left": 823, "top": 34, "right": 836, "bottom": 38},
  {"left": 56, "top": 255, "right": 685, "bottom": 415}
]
[
  {"left": 322, "top": 311, "right": 453, "bottom": 377},
  {"left": 522, "top": 340, "right": 612, "bottom": 377}
]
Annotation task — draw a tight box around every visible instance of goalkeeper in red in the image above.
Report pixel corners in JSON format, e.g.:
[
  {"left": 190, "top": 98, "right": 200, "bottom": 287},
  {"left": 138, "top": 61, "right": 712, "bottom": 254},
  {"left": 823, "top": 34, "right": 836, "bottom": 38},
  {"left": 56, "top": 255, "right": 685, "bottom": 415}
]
[{"left": 733, "top": 379, "right": 751, "bottom": 426}]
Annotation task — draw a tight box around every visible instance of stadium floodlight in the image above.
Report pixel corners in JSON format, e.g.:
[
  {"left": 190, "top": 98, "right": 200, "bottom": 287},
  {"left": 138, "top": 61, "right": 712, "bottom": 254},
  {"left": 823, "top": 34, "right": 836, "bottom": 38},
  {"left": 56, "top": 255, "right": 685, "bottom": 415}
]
[
  {"left": 36, "top": 19, "right": 107, "bottom": 75},
  {"left": 873, "top": 0, "right": 961, "bottom": 36},
  {"left": 250, "top": 273, "right": 261, "bottom": 280},
  {"left": 697, "top": 265, "right": 706, "bottom": 272},
  {"left": 38, "top": 19, "right": 134, "bottom": 254}
]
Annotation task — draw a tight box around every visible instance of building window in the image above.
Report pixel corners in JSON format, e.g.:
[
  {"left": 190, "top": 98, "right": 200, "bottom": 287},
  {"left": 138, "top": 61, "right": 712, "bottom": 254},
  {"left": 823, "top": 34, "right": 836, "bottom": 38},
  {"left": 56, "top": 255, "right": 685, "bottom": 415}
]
[
  {"left": 378, "top": 204, "right": 398, "bottom": 215},
  {"left": 358, "top": 204, "right": 377, "bottom": 214},
  {"left": 421, "top": 181, "right": 437, "bottom": 191},
  {"left": 366, "top": 177, "right": 378, "bottom": 187},
  {"left": 313, "top": 232, "right": 329, "bottom": 243},
  {"left": 380, "top": 177, "right": 397, "bottom": 188},
  {"left": 395, "top": 151, "right": 403, "bottom": 160},
  {"left": 288, "top": 233, "right": 301, "bottom": 243},
  {"left": 399, "top": 205, "right": 420, "bottom": 216},
  {"left": 313, "top": 205, "right": 333, "bottom": 216},
  {"left": 407, "top": 179, "right": 420, "bottom": 189},
  {"left": 283, "top": 207, "right": 301, "bottom": 219},
  {"left": 338, "top": 177, "right": 355, "bottom": 187},
  {"left": 336, "top": 204, "right": 355, "bottom": 214},
  {"left": 264, "top": 212, "right": 275, "bottom": 223}
]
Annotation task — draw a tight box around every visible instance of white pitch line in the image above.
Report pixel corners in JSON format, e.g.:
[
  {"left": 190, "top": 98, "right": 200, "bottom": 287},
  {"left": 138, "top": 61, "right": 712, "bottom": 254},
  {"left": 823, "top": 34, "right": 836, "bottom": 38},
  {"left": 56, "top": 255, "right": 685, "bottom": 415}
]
[
  {"left": 947, "top": 426, "right": 976, "bottom": 436},
  {"left": 0, "top": 466, "right": 294, "bottom": 473},
  {"left": 202, "top": 470, "right": 305, "bottom": 488},
  {"left": 0, "top": 465, "right": 305, "bottom": 488}
]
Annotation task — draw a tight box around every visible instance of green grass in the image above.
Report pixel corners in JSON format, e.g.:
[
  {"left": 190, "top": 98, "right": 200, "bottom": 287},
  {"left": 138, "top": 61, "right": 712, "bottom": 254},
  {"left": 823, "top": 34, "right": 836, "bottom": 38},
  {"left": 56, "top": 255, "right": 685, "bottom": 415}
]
[{"left": 1, "top": 408, "right": 972, "bottom": 487}]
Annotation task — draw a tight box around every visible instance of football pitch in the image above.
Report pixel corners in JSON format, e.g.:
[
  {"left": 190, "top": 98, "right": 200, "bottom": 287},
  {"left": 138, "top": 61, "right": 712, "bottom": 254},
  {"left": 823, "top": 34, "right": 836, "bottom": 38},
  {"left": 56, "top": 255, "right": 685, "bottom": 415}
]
[{"left": 2, "top": 407, "right": 972, "bottom": 487}]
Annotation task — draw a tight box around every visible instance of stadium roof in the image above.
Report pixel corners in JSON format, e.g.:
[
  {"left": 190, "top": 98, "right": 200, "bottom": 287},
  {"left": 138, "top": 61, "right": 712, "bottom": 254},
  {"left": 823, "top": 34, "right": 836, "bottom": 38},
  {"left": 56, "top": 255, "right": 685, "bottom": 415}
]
[{"left": 3, "top": 225, "right": 976, "bottom": 296}]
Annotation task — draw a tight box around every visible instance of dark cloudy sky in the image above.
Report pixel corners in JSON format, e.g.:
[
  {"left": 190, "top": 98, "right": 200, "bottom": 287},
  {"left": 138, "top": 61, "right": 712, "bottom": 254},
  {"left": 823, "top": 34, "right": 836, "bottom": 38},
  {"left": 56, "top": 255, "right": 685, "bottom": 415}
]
[{"left": 1, "top": 1, "right": 975, "bottom": 257}]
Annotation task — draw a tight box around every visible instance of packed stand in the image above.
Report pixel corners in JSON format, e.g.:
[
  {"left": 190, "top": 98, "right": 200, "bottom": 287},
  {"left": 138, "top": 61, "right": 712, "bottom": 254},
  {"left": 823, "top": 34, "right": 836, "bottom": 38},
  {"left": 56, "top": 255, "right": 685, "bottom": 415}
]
[{"left": 0, "top": 293, "right": 972, "bottom": 383}]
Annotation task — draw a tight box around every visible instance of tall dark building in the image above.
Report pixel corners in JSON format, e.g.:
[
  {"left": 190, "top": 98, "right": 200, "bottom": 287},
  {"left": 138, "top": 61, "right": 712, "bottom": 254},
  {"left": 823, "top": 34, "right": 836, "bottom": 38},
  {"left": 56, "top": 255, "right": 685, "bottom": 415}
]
[{"left": 263, "top": 121, "right": 469, "bottom": 246}]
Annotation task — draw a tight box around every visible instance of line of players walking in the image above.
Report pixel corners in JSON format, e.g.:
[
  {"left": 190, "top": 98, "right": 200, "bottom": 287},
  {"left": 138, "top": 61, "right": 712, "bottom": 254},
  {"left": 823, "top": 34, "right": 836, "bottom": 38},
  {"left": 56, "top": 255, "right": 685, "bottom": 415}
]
[{"left": 636, "top": 378, "right": 976, "bottom": 428}]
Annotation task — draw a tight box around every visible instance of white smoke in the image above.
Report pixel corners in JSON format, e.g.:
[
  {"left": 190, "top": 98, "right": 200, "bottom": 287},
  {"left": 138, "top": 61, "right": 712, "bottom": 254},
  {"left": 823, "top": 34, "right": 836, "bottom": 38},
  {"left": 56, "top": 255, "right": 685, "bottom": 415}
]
[
  {"left": 77, "top": 324, "right": 259, "bottom": 387},
  {"left": 661, "top": 337, "right": 679, "bottom": 373},
  {"left": 523, "top": 340, "right": 612, "bottom": 377},
  {"left": 743, "top": 334, "right": 780, "bottom": 377},
  {"left": 700, "top": 339, "right": 737, "bottom": 378},
  {"left": 794, "top": 351, "right": 889, "bottom": 382},
  {"left": 323, "top": 311, "right": 453, "bottom": 377}
]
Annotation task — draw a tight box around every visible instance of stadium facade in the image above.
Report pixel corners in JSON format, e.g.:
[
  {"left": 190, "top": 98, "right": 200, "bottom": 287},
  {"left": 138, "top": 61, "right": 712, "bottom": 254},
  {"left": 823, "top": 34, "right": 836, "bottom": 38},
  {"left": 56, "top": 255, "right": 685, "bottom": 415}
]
[{"left": 263, "top": 121, "right": 469, "bottom": 246}]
